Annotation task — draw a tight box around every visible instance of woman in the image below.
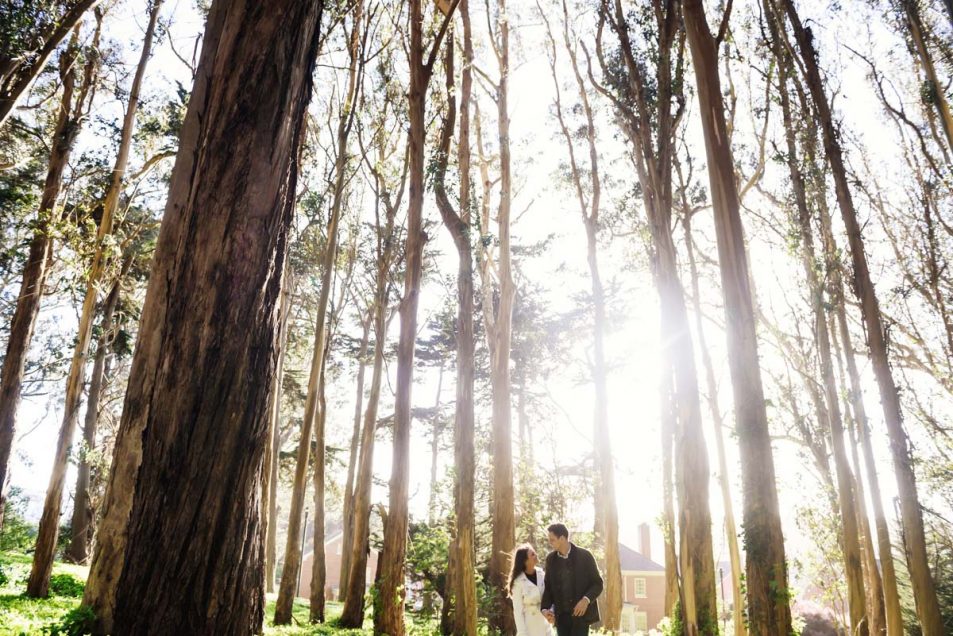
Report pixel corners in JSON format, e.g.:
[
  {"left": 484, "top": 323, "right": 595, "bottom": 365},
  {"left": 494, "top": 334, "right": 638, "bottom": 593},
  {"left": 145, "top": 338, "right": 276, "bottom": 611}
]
[{"left": 509, "top": 544, "right": 553, "bottom": 636}]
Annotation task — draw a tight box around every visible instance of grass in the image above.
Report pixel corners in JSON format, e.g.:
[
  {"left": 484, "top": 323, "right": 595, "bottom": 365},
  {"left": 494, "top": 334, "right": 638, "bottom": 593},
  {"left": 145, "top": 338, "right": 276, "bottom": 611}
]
[
  {"left": 0, "top": 551, "right": 439, "bottom": 635},
  {"left": 0, "top": 551, "right": 87, "bottom": 636},
  {"left": 263, "top": 598, "right": 372, "bottom": 635}
]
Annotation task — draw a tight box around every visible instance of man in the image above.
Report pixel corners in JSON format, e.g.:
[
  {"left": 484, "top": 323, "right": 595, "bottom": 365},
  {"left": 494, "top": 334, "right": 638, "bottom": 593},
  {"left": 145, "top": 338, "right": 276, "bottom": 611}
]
[{"left": 540, "top": 523, "right": 604, "bottom": 636}]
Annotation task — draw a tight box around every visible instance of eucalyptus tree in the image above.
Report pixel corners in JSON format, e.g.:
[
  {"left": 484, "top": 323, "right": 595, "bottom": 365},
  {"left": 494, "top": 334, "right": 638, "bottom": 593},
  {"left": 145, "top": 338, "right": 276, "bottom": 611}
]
[
  {"left": 0, "top": 15, "right": 102, "bottom": 533},
  {"left": 0, "top": 0, "right": 102, "bottom": 128},
  {"left": 374, "top": 1, "right": 458, "bottom": 632},
  {"left": 274, "top": 0, "right": 368, "bottom": 624},
  {"left": 681, "top": 0, "right": 794, "bottom": 630},
  {"left": 770, "top": 0, "right": 944, "bottom": 629},
  {"left": 28, "top": 0, "right": 164, "bottom": 597},
  {"left": 81, "top": 0, "right": 323, "bottom": 630}
]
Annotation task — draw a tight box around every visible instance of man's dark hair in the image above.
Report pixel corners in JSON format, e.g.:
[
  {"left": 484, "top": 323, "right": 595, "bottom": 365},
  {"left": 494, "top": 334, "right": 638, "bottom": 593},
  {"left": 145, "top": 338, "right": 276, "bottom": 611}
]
[{"left": 547, "top": 523, "right": 569, "bottom": 539}]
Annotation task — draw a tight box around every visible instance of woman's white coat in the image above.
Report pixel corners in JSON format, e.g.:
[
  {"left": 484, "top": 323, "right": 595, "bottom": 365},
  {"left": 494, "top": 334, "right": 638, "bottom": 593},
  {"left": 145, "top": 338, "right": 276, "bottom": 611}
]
[{"left": 511, "top": 567, "right": 554, "bottom": 636}]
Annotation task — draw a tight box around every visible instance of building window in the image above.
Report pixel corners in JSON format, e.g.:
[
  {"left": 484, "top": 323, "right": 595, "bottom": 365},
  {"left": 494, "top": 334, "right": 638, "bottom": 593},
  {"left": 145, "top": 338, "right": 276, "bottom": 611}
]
[
  {"left": 622, "top": 612, "right": 635, "bottom": 633},
  {"left": 634, "top": 577, "right": 647, "bottom": 598},
  {"left": 634, "top": 611, "right": 648, "bottom": 631}
]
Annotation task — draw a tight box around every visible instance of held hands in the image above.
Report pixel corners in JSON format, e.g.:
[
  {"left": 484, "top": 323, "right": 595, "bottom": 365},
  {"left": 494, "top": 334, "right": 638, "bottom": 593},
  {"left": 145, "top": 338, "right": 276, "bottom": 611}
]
[
  {"left": 542, "top": 609, "right": 555, "bottom": 625},
  {"left": 571, "top": 597, "right": 590, "bottom": 617}
]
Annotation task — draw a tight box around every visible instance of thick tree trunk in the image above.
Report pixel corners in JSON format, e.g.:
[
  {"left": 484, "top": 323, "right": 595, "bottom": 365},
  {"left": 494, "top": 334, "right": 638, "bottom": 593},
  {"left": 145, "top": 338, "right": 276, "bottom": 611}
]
[
  {"left": 681, "top": 1, "right": 793, "bottom": 631},
  {"left": 81, "top": 2, "right": 322, "bottom": 631},
  {"left": 773, "top": 51, "right": 868, "bottom": 633},
  {"left": 339, "top": 312, "right": 372, "bottom": 600},
  {"left": 777, "top": 0, "right": 945, "bottom": 630},
  {"left": 0, "top": 27, "right": 89, "bottom": 532},
  {"left": 264, "top": 277, "right": 293, "bottom": 594},
  {"left": 0, "top": 0, "right": 101, "bottom": 129},
  {"left": 28, "top": 2, "right": 162, "bottom": 598},
  {"left": 66, "top": 263, "right": 125, "bottom": 565}
]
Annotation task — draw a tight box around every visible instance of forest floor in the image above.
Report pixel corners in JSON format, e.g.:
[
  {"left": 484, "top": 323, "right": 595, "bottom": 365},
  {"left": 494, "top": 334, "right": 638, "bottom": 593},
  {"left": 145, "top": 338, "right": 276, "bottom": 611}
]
[{"left": 0, "top": 551, "right": 440, "bottom": 635}]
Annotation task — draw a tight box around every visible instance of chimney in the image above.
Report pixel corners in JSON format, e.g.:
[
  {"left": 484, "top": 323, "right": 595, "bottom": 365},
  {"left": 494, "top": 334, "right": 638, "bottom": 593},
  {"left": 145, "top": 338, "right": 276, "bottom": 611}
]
[{"left": 638, "top": 522, "right": 651, "bottom": 559}]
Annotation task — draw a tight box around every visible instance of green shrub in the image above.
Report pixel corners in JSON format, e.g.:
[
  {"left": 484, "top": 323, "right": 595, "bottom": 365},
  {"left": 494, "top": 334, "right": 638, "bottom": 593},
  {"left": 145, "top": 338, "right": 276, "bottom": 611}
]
[
  {"left": 0, "top": 562, "right": 8, "bottom": 587},
  {"left": 43, "top": 605, "right": 96, "bottom": 636},
  {"left": 0, "top": 487, "right": 36, "bottom": 551},
  {"left": 49, "top": 573, "right": 85, "bottom": 597}
]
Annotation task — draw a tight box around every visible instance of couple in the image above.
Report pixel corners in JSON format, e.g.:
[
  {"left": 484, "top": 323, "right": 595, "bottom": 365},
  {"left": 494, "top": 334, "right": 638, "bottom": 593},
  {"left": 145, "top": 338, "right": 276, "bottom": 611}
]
[{"left": 509, "top": 523, "right": 604, "bottom": 636}]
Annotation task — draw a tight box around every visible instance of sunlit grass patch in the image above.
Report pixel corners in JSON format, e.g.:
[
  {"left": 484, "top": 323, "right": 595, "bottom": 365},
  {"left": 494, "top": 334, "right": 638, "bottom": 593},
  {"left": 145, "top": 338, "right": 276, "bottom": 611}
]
[{"left": 0, "top": 551, "right": 90, "bottom": 636}]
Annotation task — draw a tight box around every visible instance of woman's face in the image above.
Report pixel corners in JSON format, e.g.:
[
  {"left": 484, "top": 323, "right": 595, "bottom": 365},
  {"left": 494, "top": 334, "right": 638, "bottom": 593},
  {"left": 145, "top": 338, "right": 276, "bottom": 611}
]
[{"left": 525, "top": 548, "right": 538, "bottom": 571}]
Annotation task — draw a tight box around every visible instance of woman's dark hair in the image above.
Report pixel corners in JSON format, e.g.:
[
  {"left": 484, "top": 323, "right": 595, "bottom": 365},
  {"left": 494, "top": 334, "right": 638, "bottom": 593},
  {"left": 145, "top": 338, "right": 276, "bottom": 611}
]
[
  {"left": 547, "top": 523, "right": 569, "bottom": 539},
  {"left": 508, "top": 544, "right": 534, "bottom": 597}
]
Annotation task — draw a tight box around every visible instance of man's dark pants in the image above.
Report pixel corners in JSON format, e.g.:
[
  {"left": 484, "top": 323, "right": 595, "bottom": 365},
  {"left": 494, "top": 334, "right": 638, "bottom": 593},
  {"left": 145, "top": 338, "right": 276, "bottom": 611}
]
[{"left": 554, "top": 613, "right": 589, "bottom": 636}]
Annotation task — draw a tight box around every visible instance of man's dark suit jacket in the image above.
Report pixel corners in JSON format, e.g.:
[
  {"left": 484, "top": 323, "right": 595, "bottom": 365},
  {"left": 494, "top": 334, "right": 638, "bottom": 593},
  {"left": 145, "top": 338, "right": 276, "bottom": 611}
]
[{"left": 540, "top": 542, "right": 604, "bottom": 625}]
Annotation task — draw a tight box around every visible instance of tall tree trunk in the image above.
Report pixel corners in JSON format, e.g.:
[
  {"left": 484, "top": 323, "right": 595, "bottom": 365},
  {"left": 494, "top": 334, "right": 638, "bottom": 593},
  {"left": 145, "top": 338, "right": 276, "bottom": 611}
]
[
  {"left": 275, "top": 3, "right": 362, "bottom": 623},
  {"left": 658, "top": 210, "right": 717, "bottom": 635},
  {"left": 339, "top": 310, "right": 372, "bottom": 600},
  {"left": 683, "top": 212, "right": 746, "bottom": 636},
  {"left": 28, "top": 1, "right": 162, "bottom": 597},
  {"left": 434, "top": 12, "right": 479, "bottom": 634},
  {"left": 900, "top": 0, "right": 953, "bottom": 154},
  {"left": 681, "top": 1, "right": 794, "bottom": 631},
  {"left": 339, "top": 298, "right": 387, "bottom": 625},
  {"left": 310, "top": 361, "right": 329, "bottom": 622},
  {"left": 427, "top": 364, "right": 445, "bottom": 524},
  {"left": 374, "top": 18, "right": 425, "bottom": 631},
  {"left": 264, "top": 276, "right": 293, "bottom": 594},
  {"left": 813, "top": 163, "right": 904, "bottom": 635},
  {"left": 339, "top": 178, "right": 402, "bottom": 628},
  {"left": 81, "top": 1, "right": 322, "bottom": 630},
  {"left": 776, "top": 0, "right": 945, "bottom": 630},
  {"left": 441, "top": 534, "right": 458, "bottom": 634},
  {"left": 660, "top": 366, "right": 680, "bottom": 617},
  {"left": 479, "top": 3, "right": 517, "bottom": 631},
  {"left": 831, "top": 311, "right": 887, "bottom": 636},
  {"left": 374, "top": 3, "right": 456, "bottom": 632},
  {"left": 0, "top": 0, "right": 101, "bottom": 129},
  {"left": 0, "top": 24, "right": 94, "bottom": 532},
  {"left": 771, "top": 40, "right": 868, "bottom": 632},
  {"left": 66, "top": 258, "right": 127, "bottom": 564},
  {"left": 595, "top": 0, "right": 716, "bottom": 627}
]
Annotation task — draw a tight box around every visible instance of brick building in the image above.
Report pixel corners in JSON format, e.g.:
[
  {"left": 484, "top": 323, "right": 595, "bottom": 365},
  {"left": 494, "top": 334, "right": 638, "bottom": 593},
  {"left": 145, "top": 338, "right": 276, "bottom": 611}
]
[
  {"left": 618, "top": 523, "right": 666, "bottom": 634},
  {"left": 297, "top": 531, "right": 379, "bottom": 600}
]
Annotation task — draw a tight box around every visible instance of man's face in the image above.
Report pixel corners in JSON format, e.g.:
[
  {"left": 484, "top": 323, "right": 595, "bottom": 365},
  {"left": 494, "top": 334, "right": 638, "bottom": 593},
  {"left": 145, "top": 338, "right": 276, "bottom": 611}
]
[{"left": 548, "top": 531, "right": 567, "bottom": 552}]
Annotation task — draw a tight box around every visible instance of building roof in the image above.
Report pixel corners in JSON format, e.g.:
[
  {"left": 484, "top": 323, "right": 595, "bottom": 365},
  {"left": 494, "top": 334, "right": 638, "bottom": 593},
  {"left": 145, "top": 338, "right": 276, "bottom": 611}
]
[{"left": 618, "top": 543, "right": 665, "bottom": 572}]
